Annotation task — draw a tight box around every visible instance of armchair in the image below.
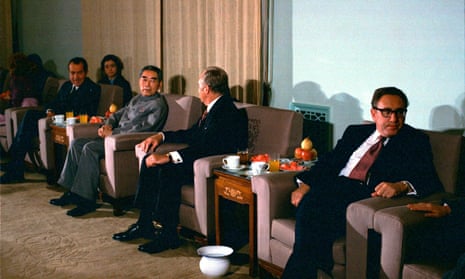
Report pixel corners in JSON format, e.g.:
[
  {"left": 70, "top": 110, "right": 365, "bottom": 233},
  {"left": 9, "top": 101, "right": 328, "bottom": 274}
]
[
  {"left": 67, "top": 93, "right": 202, "bottom": 215},
  {"left": 38, "top": 83, "right": 123, "bottom": 177},
  {"left": 135, "top": 104, "right": 303, "bottom": 242},
  {"left": 372, "top": 131, "right": 465, "bottom": 279}
]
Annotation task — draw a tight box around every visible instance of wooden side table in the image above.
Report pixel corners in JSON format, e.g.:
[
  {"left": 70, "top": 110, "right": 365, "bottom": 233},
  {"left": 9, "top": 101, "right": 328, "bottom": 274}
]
[
  {"left": 214, "top": 168, "right": 256, "bottom": 276},
  {"left": 50, "top": 124, "right": 69, "bottom": 180}
]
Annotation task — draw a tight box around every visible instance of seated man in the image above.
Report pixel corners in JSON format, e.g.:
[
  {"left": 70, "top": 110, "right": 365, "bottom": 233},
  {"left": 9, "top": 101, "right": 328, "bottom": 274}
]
[
  {"left": 112, "top": 66, "right": 248, "bottom": 254},
  {"left": 0, "top": 57, "right": 100, "bottom": 183},
  {"left": 282, "top": 87, "right": 444, "bottom": 279},
  {"left": 49, "top": 65, "right": 168, "bottom": 217}
]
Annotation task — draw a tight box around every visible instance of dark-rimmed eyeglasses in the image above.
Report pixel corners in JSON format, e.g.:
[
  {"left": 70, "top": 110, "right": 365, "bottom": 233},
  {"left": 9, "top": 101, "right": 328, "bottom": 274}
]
[{"left": 372, "top": 106, "right": 407, "bottom": 118}]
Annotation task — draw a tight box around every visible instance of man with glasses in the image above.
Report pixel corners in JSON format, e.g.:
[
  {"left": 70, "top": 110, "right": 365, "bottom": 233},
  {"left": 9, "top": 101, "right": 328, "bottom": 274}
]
[{"left": 282, "top": 87, "right": 444, "bottom": 279}]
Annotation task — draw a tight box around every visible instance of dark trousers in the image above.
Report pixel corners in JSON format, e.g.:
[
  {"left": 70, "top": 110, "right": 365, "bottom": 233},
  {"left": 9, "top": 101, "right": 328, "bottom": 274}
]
[
  {"left": 282, "top": 176, "right": 372, "bottom": 279},
  {"left": 134, "top": 154, "right": 193, "bottom": 232},
  {"left": 6, "top": 109, "right": 45, "bottom": 175}
]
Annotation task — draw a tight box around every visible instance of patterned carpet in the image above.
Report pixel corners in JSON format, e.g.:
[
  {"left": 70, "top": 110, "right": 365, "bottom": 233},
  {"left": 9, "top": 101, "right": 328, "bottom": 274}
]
[{"left": 0, "top": 171, "right": 254, "bottom": 279}]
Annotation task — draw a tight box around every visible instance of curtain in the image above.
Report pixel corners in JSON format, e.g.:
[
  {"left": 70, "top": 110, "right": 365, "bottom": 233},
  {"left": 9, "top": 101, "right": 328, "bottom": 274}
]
[
  {"left": 163, "top": 0, "right": 262, "bottom": 104},
  {"left": 0, "top": 0, "right": 13, "bottom": 67},
  {"left": 81, "top": 0, "right": 162, "bottom": 89},
  {"left": 81, "top": 0, "right": 262, "bottom": 104}
]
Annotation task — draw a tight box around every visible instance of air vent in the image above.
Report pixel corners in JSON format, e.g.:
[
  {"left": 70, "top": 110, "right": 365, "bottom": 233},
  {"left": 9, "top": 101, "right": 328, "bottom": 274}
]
[{"left": 289, "top": 102, "right": 330, "bottom": 122}]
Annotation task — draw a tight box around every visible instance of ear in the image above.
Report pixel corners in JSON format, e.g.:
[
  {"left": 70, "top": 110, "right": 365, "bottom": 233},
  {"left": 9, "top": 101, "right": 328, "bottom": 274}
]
[{"left": 370, "top": 108, "right": 376, "bottom": 120}]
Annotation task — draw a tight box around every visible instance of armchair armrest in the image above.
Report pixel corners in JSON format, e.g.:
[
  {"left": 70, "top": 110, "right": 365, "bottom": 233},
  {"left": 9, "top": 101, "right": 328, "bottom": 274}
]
[
  {"left": 346, "top": 191, "right": 453, "bottom": 279},
  {"left": 373, "top": 206, "right": 437, "bottom": 279},
  {"left": 251, "top": 171, "right": 298, "bottom": 262},
  {"left": 66, "top": 123, "right": 101, "bottom": 143}
]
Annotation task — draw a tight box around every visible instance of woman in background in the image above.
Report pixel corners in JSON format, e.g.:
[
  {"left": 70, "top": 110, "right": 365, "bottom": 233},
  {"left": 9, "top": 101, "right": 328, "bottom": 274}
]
[{"left": 98, "top": 54, "right": 132, "bottom": 106}]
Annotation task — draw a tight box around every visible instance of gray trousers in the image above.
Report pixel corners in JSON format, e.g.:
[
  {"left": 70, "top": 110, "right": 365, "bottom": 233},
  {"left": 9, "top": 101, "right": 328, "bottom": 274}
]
[{"left": 57, "top": 137, "right": 105, "bottom": 201}]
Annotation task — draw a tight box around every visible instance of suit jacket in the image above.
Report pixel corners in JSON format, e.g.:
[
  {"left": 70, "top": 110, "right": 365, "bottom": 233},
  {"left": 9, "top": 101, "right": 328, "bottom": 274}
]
[
  {"left": 164, "top": 95, "right": 248, "bottom": 169},
  {"left": 46, "top": 77, "right": 101, "bottom": 116},
  {"left": 297, "top": 123, "right": 444, "bottom": 197}
]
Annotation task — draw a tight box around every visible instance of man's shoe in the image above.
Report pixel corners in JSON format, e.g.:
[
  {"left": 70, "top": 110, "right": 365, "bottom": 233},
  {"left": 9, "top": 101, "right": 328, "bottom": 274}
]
[
  {"left": 50, "top": 192, "right": 77, "bottom": 206},
  {"left": 0, "top": 172, "right": 25, "bottom": 184},
  {"left": 66, "top": 204, "right": 97, "bottom": 217},
  {"left": 113, "top": 224, "right": 157, "bottom": 241},
  {"left": 138, "top": 236, "right": 181, "bottom": 254}
]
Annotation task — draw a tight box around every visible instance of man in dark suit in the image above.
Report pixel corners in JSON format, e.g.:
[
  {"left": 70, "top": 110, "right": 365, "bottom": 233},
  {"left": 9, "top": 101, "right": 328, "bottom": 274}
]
[
  {"left": 282, "top": 87, "right": 444, "bottom": 279},
  {"left": 112, "top": 66, "right": 248, "bottom": 254},
  {"left": 0, "top": 57, "right": 100, "bottom": 183}
]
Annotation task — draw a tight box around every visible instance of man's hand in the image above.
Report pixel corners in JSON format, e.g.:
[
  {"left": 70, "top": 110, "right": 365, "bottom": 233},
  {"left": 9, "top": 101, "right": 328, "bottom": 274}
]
[
  {"left": 291, "top": 184, "right": 310, "bottom": 207},
  {"left": 98, "top": 125, "right": 113, "bottom": 138},
  {"left": 145, "top": 153, "right": 170, "bottom": 168},
  {"left": 371, "top": 181, "right": 409, "bottom": 198},
  {"left": 137, "top": 133, "right": 163, "bottom": 153},
  {"left": 406, "top": 202, "right": 451, "bottom": 218}
]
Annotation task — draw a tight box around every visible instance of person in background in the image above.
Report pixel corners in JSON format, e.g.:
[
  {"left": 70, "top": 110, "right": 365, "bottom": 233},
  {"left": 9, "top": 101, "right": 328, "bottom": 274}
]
[
  {"left": 0, "top": 53, "right": 41, "bottom": 120},
  {"left": 27, "top": 53, "right": 56, "bottom": 99},
  {"left": 0, "top": 57, "right": 100, "bottom": 184},
  {"left": 407, "top": 198, "right": 465, "bottom": 279},
  {"left": 49, "top": 65, "right": 168, "bottom": 217},
  {"left": 98, "top": 54, "right": 132, "bottom": 106},
  {"left": 282, "top": 87, "right": 444, "bottom": 279},
  {"left": 112, "top": 66, "right": 248, "bottom": 254}
]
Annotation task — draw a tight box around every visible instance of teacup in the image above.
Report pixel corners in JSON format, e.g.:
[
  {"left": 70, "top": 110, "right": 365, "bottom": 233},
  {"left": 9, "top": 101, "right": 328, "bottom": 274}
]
[
  {"left": 223, "top": 155, "right": 240, "bottom": 169},
  {"left": 251, "top": 161, "right": 269, "bottom": 174},
  {"left": 53, "top": 114, "right": 65, "bottom": 124},
  {"left": 66, "top": 117, "right": 76, "bottom": 125}
]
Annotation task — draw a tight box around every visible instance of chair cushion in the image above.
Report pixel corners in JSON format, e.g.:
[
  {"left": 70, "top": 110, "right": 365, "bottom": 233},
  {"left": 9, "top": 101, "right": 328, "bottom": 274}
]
[
  {"left": 181, "top": 184, "right": 195, "bottom": 206},
  {"left": 271, "top": 218, "right": 346, "bottom": 265}
]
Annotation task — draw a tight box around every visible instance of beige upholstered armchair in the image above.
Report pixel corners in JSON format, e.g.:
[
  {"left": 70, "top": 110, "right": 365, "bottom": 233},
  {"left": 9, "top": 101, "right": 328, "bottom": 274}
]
[
  {"left": 38, "top": 83, "right": 123, "bottom": 179},
  {"left": 136, "top": 105, "right": 303, "bottom": 242},
  {"left": 252, "top": 130, "right": 465, "bottom": 279},
  {"left": 370, "top": 131, "right": 465, "bottom": 279},
  {"left": 67, "top": 93, "right": 202, "bottom": 215}
]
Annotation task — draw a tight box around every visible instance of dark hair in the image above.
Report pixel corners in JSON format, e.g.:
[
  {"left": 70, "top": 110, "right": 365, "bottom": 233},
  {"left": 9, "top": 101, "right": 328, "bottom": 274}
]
[
  {"left": 139, "top": 65, "right": 163, "bottom": 81},
  {"left": 68, "top": 57, "right": 88, "bottom": 73},
  {"left": 100, "top": 54, "right": 124, "bottom": 77},
  {"left": 371, "top": 87, "right": 409, "bottom": 108},
  {"left": 202, "top": 66, "right": 230, "bottom": 96}
]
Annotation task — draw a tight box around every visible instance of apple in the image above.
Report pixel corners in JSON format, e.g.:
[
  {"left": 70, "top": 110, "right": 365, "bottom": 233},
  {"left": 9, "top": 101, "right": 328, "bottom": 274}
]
[
  {"left": 294, "top": 147, "right": 303, "bottom": 159},
  {"left": 310, "top": 148, "right": 318, "bottom": 160},
  {"left": 301, "top": 149, "right": 311, "bottom": 161}
]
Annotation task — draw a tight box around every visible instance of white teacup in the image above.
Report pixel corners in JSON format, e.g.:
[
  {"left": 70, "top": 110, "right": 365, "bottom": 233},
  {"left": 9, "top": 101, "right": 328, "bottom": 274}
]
[
  {"left": 53, "top": 114, "right": 65, "bottom": 124},
  {"left": 66, "top": 117, "right": 76, "bottom": 125},
  {"left": 222, "top": 155, "right": 240, "bottom": 169},
  {"left": 251, "top": 161, "right": 269, "bottom": 174}
]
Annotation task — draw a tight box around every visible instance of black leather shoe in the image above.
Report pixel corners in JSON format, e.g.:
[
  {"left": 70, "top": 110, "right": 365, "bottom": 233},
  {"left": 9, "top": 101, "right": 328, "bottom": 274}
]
[
  {"left": 0, "top": 172, "right": 25, "bottom": 184},
  {"left": 66, "top": 205, "right": 97, "bottom": 217},
  {"left": 138, "top": 232, "right": 180, "bottom": 254},
  {"left": 113, "top": 224, "right": 157, "bottom": 241},
  {"left": 50, "top": 192, "right": 77, "bottom": 206}
]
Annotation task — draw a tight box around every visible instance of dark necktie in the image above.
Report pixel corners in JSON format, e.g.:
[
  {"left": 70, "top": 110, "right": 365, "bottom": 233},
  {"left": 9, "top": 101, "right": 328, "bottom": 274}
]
[
  {"left": 199, "top": 110, "right": 208, "bottom": 127},
  {"left": 349, "top": 136, "right": 386, "bottom": 181},
  {"left": 70, "top": 86, "right": 77, "bottom": 95}
]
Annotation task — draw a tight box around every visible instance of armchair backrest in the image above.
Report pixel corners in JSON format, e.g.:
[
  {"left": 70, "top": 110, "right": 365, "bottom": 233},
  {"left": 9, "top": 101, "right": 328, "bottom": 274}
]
[
  {"left": 244, "top": 105, "right": 303, "bottom": 157},
  {"left": 97, "top": 84, "right": 124, "bottom": 116},
  {"left": 161, "top": 93, "right": 203, "bottom": 131},
  {"left": 424, "top": 130, "right": 465, "bottom": 195},
  {"left": 41, "top": 77, "right": 60, "bottom": 105}
]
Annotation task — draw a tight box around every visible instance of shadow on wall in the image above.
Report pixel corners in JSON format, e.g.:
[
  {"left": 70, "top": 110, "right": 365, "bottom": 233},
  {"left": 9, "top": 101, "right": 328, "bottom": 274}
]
[
  {"left": 169, "top": 75, "right": 186, "bottom": 95},
  {"left": 230, "top": 80, "right": 261, "bottom": 105},
  {"left": 430, "top": 92, "right": 465, "bottom": 133},
  {"left": 291, "top": 81, "right": 364, "bottom": 145}
]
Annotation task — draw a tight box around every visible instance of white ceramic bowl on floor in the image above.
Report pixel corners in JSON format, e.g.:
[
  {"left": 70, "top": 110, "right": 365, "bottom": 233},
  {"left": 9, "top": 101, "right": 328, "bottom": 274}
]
[{"left": 197, "top": 245, "right": 234, "bottom": 278}]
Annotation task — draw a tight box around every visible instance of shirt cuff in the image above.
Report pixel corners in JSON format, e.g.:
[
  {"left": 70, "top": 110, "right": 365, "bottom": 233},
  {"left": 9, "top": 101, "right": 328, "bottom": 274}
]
[{"left": 168, "top": 151, "right": 183, "bottom": 164}]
